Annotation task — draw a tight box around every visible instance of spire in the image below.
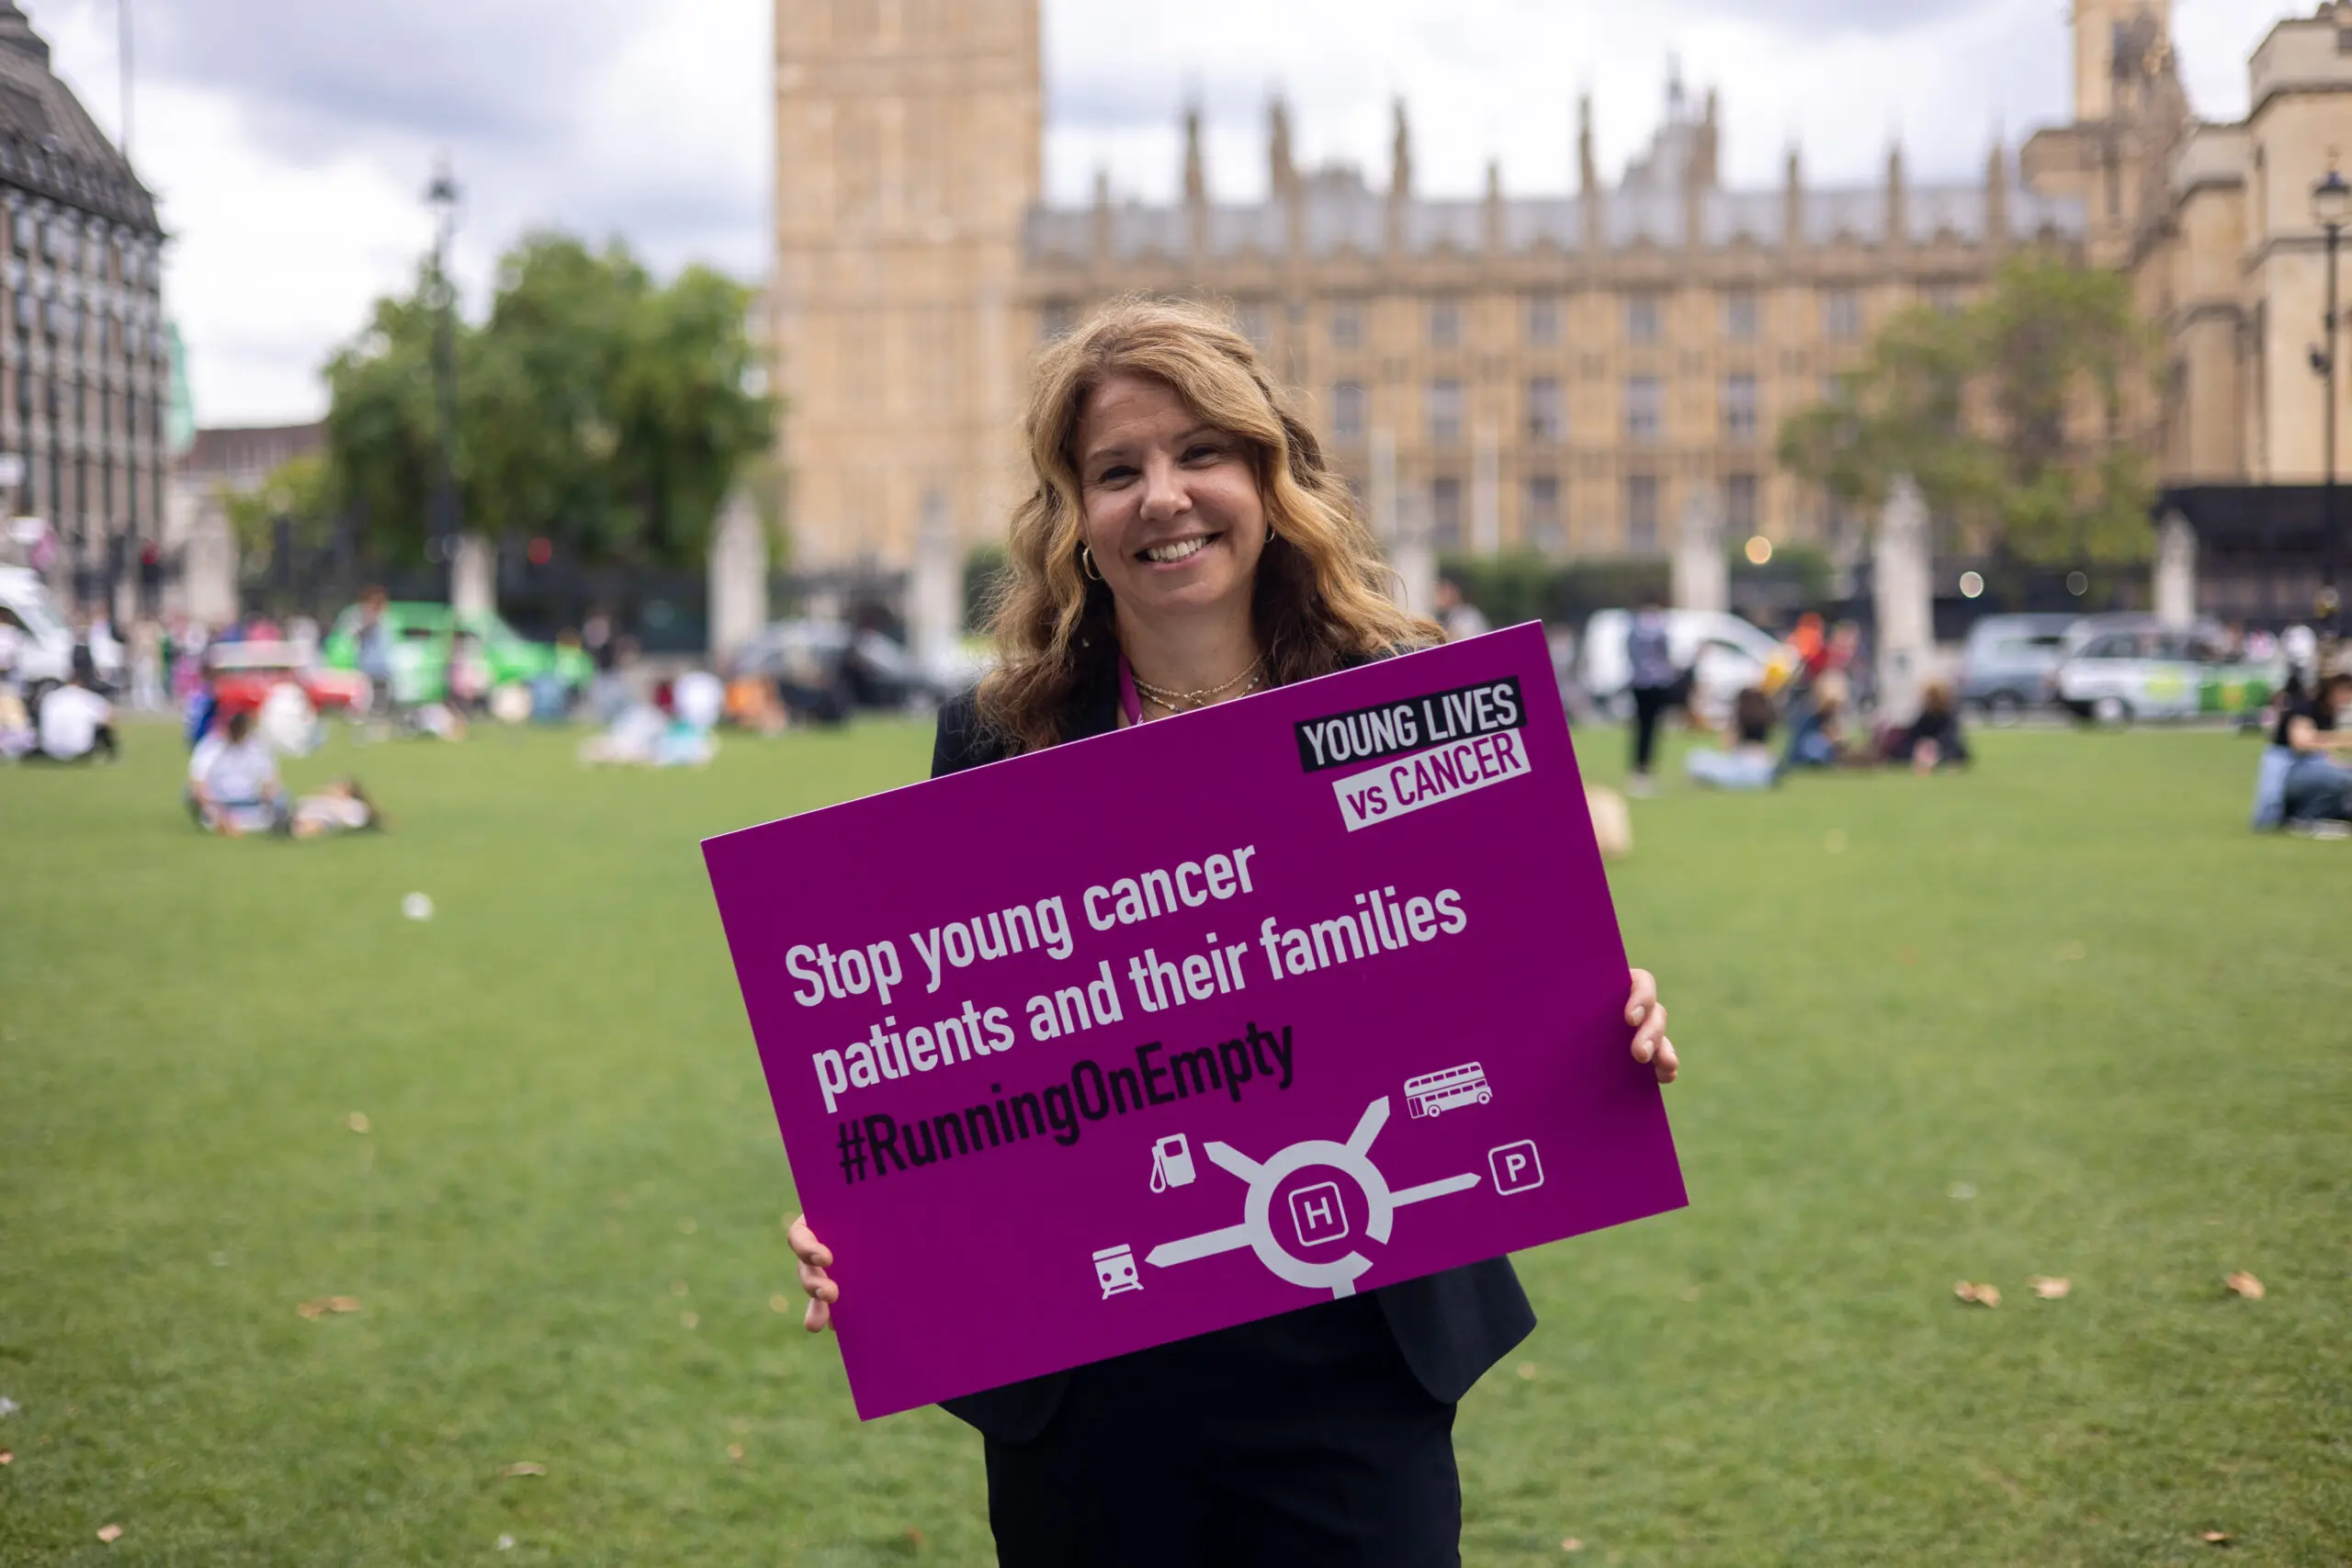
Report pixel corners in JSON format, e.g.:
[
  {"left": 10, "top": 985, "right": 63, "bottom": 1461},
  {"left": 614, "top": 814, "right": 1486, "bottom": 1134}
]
[
  {"left": 1091, "top": 166, "right": 1112, "bottom": 263},
  {"left": 1579, "top": 94, "right": 1602, "bottom": 250},
  {"left": 1267, "top": 95, "right": 1295, "bottom": 200},
  {"left": 1698, "top": 86, "right": 1721, "bottom": 188},
  {"left": 0, "top": 2, "right": 51, "bottom": 65},
  {"left": 1577, "top": 94, "right": 1597, "bottom": 195},
  {"left": 1485, "top": 158, "right": 1505, "bottom": 253},
  {"left": 1885, "top": 137, "right": 1906, "bottom": 246},
  {"left": 1783, "top": 145, "right": 1804, "bottom": 250},
  {"left": 1984, "top": 134, "right": 2009, "bottom": 243},
  {"left": 1182, "top": 103, "right": 1206, "bottom": 208},
  {"left": 1389, "top": 98, "right": 1413, "bottom": 198}
]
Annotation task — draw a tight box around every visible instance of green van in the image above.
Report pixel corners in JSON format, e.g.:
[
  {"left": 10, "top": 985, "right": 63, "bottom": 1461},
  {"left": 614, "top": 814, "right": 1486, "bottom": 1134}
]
[{"left": 322, "top": 602, "right": 593, "bottom": 706}]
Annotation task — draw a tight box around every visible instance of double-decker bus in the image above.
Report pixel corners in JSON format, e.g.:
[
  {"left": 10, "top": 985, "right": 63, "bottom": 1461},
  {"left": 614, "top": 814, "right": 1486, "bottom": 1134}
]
[{"left": 1403, "top": 1062, "right": 1490, "bottom": 1118}]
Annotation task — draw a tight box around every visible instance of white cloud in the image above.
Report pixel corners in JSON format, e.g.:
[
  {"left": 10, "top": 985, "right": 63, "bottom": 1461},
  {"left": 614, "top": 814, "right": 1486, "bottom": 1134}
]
[{"left": 17, "top": 0, "right": 2305, "bottom": 425}]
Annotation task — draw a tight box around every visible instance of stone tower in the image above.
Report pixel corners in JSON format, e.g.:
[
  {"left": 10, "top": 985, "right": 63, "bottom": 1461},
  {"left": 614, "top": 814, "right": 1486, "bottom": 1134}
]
[
  {"left": 772, "top": 0, "right": 1041, "bottom": 568},
  {"left": 2071, "top": 0, "right": 2171, "bottom": 123}
]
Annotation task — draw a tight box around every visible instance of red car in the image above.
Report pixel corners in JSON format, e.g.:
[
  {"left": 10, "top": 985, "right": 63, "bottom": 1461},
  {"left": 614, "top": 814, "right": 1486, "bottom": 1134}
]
[{"left": 209, "top": 641, "right": 371, "bottom": 718}]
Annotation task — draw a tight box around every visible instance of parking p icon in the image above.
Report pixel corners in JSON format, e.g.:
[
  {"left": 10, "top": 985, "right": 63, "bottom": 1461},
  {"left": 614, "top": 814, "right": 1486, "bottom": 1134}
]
[{"left": 1487, "top": 1140, "right": 1544, "bottom": 1195}]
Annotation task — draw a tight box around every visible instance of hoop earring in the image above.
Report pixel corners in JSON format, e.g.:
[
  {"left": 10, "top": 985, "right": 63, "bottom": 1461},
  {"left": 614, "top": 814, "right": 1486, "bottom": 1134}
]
[{"left": 1080, "top": 546, "right": 1103, "bottom": 582}]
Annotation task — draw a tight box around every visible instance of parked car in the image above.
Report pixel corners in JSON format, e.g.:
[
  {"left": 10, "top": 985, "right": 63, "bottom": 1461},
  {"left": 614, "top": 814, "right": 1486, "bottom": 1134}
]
[
  {"left": 1958, "top": 613, "right": 2077, "bottom": 723},
  {"left": 207, "top": 639, "right": 371, "bottom": 718},
  {"left": 1577, "top": 608, "right": 1782, "bottom": 722},
  {"left": 320, "top": 602, "right": 592, "bottom": 705},
  {"left": 2052, "top": 615, "right": 2280, "bottom": 727},
  {"left": 0, "top": 565, "right": 80, "bottom": 703},
  {"left": 734, "top": 620, "right": 939, "bottom": 722}
]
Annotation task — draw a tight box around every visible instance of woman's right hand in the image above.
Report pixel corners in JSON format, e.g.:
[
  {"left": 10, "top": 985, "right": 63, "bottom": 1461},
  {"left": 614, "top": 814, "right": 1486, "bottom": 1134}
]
[{"left": 786, "top": 1213, "right": 838, "bottom": 1334}]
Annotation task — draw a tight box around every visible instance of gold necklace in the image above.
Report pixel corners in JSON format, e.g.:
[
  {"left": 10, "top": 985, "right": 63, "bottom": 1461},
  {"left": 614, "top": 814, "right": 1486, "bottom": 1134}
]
[{"left": 1132, "top": 658, "right": 1266, "bottom": 714}]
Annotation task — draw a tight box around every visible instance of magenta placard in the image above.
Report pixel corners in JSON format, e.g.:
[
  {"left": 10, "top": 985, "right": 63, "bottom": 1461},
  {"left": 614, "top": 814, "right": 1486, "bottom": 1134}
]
[{"left": 703, "top": 624, "right": 1686, "bottom": 1419}]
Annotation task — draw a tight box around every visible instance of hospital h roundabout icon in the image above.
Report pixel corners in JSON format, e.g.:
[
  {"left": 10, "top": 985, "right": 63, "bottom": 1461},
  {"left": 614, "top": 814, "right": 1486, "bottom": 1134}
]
[{"left": 1143, "top": 1096, "right": 1483, "bottom": 1298}]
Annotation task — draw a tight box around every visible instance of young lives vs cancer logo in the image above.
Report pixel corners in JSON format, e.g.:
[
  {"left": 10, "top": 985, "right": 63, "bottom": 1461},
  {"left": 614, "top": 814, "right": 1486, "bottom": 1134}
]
[{"left": 1294, "top": 677, "right": 1533, "bottom": 832}]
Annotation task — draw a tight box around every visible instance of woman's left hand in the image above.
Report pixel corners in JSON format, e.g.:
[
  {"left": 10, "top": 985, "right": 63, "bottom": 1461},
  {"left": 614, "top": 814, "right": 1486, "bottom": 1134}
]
[{"left": 1624, "top": 967, "right": 1678, "bottom": 1084}]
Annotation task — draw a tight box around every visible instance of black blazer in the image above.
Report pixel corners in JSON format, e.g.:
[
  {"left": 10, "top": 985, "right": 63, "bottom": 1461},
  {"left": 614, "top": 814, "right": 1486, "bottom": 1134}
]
[{"left": 930, "top": 666, "right": 1536, "bottom": 1445}]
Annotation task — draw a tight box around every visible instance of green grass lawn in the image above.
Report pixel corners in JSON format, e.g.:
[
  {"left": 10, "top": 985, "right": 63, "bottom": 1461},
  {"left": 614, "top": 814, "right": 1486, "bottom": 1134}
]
[{"left": 1, "top": 716, "right": 2346, "bottom": 1565}]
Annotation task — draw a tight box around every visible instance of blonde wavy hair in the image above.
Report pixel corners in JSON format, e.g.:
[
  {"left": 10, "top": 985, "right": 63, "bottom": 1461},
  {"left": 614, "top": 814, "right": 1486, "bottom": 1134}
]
[{"left": 978, "top": 296, "right": 1435, "bottom": 752}]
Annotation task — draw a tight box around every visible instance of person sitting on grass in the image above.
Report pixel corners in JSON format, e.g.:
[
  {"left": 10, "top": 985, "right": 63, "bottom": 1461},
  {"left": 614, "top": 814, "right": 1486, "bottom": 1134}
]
[
  {"left": 187, "top": 710, "right": 285, "bottom": 835},
  {"left": 289, "top": 778, "right": 382, "bottom": 840},
  {"left": 1685, "top": 686, "right": 1779, "bottom": 790},
  {"left": 33, "top": 670, "right": 119, "bottom": 763},
  {"left": 1783, "top": 669, "right": 1857, "bottom": 770},
  {"left": 1880, "top": 680, "right": 1971, "bottom": 773},
  {"left": 2276, "top": 671, "right": 2352, "bottom": 834}
]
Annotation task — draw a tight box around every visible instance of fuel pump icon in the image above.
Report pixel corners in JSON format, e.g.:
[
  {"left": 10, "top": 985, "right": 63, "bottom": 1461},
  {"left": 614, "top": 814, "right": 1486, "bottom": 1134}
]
[{"left": 1149, "top": 1134, "right": 1196, "bottom": 1192}]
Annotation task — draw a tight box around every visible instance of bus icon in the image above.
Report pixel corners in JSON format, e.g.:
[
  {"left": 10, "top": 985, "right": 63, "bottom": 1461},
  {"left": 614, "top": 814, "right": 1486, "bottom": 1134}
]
[{"left": 1403, "top": 1063, "right": 1491, "bottom": 1118}]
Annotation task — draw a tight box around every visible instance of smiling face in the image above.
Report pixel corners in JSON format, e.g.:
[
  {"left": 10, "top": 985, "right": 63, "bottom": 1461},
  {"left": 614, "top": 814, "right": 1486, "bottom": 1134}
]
[{"left": 1071, "top": 373, "right": 1268, "bottom": 637}]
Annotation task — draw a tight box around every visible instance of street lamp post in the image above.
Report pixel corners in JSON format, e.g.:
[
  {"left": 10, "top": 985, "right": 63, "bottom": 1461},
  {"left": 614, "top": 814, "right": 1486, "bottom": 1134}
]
[
  {"left": 2312, "top": 162, "right": 2350, "bottom": 668},
  {"left": 424, "top": 158, "right": 461, "bottom": 592}
]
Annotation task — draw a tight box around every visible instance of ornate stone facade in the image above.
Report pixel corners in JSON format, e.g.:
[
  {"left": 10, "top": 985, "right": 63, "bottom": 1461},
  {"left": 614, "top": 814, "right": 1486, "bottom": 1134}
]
[
  {"left": 773, "top": 2, "right": 2113, "bottom": 567},
  {"left": 0, "top": 2, "right": 168, "bottom": 608},
  {"left": 2031, "top": 2, "right": 2352, "bottom": 487}
]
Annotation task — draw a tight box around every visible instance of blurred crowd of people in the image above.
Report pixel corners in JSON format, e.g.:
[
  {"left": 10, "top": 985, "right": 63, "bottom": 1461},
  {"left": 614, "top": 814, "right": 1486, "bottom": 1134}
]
[{"left": 1613, "top": 604, "right": 1969, "bottom": 795}]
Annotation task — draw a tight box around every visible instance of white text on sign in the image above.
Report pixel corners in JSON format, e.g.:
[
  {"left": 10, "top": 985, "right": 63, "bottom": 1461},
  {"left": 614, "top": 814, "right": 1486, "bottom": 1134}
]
[{"left": 1330, "top": 732, "right": 1533, "bottom": 831}]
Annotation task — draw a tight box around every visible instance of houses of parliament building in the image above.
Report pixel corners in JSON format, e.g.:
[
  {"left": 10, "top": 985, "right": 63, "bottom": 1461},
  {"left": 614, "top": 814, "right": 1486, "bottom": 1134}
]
[{"left": 772, "top": 0, "right": 2351, "bottom": 571}]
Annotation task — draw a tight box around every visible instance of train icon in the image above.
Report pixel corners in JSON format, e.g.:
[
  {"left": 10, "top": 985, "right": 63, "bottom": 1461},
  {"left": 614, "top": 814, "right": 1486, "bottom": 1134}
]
[{"left": 1403, "top": 1063, "right": 1491, "bottom": 1118}]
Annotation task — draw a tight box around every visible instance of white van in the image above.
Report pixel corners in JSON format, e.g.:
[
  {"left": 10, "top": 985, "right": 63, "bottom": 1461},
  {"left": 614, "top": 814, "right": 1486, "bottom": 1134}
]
[
  {"left": 0, "top": 565, "right": 81, "bottom": 697},
  {"left": 1576, "top": 608, "right": 1782, "bottom": 721}
]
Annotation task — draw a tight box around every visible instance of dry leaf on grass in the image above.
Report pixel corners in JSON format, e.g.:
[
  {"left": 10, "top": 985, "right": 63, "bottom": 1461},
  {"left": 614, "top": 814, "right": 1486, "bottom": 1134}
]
[
  {"left": 295, "top": 1297, "right": 363, "bottom": 1320},
  {"left": 904, "top": 1527, "right": 925, "bottom": 1547},
  {"left": 2030, "top": 1276, "right": 2072, "bottom": 1299},
  {"left": 0, "top": 1450, "right": 13, "bottom": 1464},
  {"left": 1953, "top": 1280, "right": 2001, "bottom": 1307},
  {"left": 727, "top": 1443, "right": 744, "bottom": 1462},
  {"left": 347, "top": 1112, "right": 370, "bottom": 1134},
  {"left": 769, "top": 1293, "right": 792, "bottom": 1314},
  {"left": 495, "top": 1533, "right": 515, "bottom": 1551},
  {"left": 2224, "top": 1272, "right": 2264, "bottom": 1300},
  {"left": 1561, "top": 1539, "right": 1585, "bottom": 1552},
  {"left": 0, "top": 1395, "right": 17, "bottom": 1416},
  {"left": 2201, "top": 1530, "right": 2231, "bottom": 1545},
  {"left": 503, "top": 1461, "right": 546, "bottom": 1478},
  {"left": 680, "top": 1312, "right": 699, "bottom": 1329},
  {"left": 1516, "top": 1362, "right": 1537, "bottom": 1381},
  {"left": 96, "top": 1525, "right": 122, "bottom": 1543}
]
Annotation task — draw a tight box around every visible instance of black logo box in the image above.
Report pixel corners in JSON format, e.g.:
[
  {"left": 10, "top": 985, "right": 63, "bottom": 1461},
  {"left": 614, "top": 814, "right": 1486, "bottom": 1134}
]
[{"left": 1294, "top": 675, "right": 1526, "bottom": 775}]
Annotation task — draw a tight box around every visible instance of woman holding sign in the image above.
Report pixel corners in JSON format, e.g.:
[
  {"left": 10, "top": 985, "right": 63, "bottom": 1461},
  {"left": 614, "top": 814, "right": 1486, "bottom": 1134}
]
[{"left": 788, "top": 298, "right": 1679, "bottom": 1566}]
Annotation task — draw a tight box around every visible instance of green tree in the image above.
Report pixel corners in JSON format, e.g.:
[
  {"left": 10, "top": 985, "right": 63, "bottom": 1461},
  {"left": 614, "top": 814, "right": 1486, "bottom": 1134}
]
[
  {"left": 220, "top": 450, "right": 337, "bottom": 561},
  {"left": 1777, "top": 255, "right": 2159, "bottom": 565},
  {"left": 320, "top": 233, "right": 773, "bottom": 570}
]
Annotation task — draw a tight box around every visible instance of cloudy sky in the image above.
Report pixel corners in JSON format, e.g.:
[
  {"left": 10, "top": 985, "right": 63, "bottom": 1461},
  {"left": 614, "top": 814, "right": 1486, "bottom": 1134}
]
[{"left": 23, "top": 0, "right": 2293, "bottom": 426}]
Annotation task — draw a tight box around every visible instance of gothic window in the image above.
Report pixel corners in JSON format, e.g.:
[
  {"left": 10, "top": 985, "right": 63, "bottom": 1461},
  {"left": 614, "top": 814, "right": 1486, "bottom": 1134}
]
[
  {"left": 1428, "top": 298, "right": 1462, "bottom": 350},
  {"left": 1624, "top": 292, "right": 1660, "bottom": 344},
  {"left": 1526, "top": 377, "right": 1563, "bottom": 443},
  {"left": 1524, "top": 294, "right": 1560, "bottom": 345},
  {"left": 1430, "top": 476, "right": 1463, "bottom": 548},
  {"left": 1625, "top": 475, "right": 1659, "bottom": 552},
  {"left": 1427, "top": 378, "right": 1463, "bottom": 445},
  {"left": 1237, "top": 301, "right": 1270, "bottom": 349},
  {"left": 1332, "top": 380, "right": 1365, "bottom": 439},
  {"left": 1624, "top": 375, "right": 1660, "bottom": 442},
  {"left": 1723, "top": 288, "right": 1758, "bottom": 342},
  {"left": 1523, "top": 475, "right": 1562, "bottom": 553},
  {"left": 1723, "top": 373, "right": 1758, "bottom": 442},
  {"left": 1329, "top": 303, "right": 1363, "bottom": 351},
  {"left": 1822, "top": 288, "right": 1861, "bottom": 340},
  {"left": 1724, "top": 472, "right": 1758, "bottom": 534}
]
